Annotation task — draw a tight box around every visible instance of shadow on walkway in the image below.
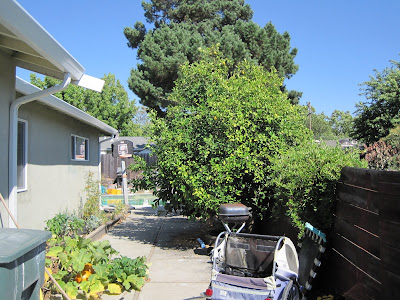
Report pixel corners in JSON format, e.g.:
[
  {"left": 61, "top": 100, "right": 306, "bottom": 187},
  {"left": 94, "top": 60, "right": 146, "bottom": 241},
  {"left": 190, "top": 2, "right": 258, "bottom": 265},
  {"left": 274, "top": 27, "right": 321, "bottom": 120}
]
[{"left": 107, "top": 207, "right": 211, "bottom": 252}]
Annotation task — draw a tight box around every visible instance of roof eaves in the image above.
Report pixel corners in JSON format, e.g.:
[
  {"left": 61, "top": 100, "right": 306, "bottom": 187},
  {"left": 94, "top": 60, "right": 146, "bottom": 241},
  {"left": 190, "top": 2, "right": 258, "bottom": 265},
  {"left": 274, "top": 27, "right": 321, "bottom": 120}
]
[
  {"left": 16, "top": 77, "right": 118, "bottom": 136},
  {"left": 0, "top": 0, "right": 84, "bottom": 80},
  {"left": 0, "top": 1, "right": 104, "bottom": 92}
]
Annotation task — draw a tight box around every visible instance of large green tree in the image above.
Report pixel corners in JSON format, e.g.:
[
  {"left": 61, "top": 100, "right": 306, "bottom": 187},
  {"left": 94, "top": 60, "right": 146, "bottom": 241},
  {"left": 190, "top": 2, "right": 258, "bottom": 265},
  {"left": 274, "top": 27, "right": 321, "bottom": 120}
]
[
  {"left": 312, "top": 112, "right": 336, "bottom": 140},
  {"left": 30, "top": 73, "right": 142, "bottom": 136},
  {"left": 328, "top": 110, "right": 353, "bottom": 138},
  {"left": 136, "top": 48, "right": 310, "bottom": 219},
  {"left": 124, "top": 0, "right": 300, "bottom": 116},
  {"left": 352, "top": 60, "right": 400, "bottom": 145},
  {"left": 301, "top": 106, "right": 335, "bottom": 140}
]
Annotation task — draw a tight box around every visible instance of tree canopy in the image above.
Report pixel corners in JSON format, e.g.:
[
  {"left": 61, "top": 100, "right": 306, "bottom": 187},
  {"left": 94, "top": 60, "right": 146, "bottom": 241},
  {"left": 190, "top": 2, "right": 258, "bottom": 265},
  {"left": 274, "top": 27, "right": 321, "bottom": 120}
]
[
  {"left": 124, "top": 0, "right": 300, "bottom": 116},
  {"left": 30, "top": 73, "right": 143, "bottom": 136},
  {"left": 301, "top": 106, "right": 354, "bottom": 140},
  {"left": 301, "top": 107, "right": 334, "bottom": 140},
  {"left": 329, "top": 110, "right": 353, "bottom": 138},
  {"left": 136, "top": 48, "right": 310, "bottom": 219},
  {"left": 352, "top": 59, "right": 400, "bottom": 145}
]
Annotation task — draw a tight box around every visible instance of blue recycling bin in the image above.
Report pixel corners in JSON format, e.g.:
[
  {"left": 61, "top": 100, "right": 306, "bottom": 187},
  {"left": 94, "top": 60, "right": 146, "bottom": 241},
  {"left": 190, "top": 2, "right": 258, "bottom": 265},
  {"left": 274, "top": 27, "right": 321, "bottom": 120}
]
[{"left": 0, "top": 228, "right": 52, "bottom": 300}]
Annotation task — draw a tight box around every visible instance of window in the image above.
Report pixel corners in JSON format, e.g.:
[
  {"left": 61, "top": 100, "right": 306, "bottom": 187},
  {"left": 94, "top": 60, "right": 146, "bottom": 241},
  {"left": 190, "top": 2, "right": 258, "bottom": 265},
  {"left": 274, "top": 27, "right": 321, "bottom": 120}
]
[
  {"left": 71, "top": 135, "right": 89, "bottom": 161},
  {"left": 17, "top": 119, "right": 27, "bottom": 192}
]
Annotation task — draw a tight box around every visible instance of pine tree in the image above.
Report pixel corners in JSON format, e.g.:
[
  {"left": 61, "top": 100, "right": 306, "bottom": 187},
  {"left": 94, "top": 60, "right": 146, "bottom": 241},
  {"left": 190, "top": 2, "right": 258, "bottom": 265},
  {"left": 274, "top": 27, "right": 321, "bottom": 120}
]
[{"left": 124, "top": 0, "right": 300, "bottom": 116}]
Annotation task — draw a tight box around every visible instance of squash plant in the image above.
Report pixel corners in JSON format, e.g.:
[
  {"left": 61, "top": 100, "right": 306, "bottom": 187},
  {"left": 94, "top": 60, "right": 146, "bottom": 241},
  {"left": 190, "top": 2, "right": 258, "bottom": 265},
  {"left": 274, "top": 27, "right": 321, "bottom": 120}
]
[
  {"left": 44, "top": 236, "right": 148, "bottom": 299},
  {"left": 107, "top": 256, "right": 148, "bottom": 291}
]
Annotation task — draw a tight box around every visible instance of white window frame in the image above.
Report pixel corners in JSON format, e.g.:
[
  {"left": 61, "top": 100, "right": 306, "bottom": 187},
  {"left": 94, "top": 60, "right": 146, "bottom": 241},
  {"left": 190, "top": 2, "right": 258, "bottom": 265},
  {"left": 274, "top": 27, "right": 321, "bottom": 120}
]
[
  {"left": 17, "top": 119, "right": 28, "bottom": 192},
  {"left": 71, "top": 134, "right": 89, "bottom": 161}
]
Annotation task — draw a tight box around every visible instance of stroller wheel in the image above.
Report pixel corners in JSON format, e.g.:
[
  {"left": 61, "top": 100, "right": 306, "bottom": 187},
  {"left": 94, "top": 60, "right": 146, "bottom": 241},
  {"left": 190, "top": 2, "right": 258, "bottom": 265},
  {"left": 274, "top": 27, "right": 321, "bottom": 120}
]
[{"left": 281, "top": 280, "right": 301, "bottom": 300}]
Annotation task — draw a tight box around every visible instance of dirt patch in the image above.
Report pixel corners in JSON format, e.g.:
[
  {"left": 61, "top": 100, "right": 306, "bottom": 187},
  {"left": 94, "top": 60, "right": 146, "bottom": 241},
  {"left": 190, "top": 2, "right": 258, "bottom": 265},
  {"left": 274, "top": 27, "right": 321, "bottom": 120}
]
[{"left": 165, "top": 217, "right": 225, "bottom": 250}]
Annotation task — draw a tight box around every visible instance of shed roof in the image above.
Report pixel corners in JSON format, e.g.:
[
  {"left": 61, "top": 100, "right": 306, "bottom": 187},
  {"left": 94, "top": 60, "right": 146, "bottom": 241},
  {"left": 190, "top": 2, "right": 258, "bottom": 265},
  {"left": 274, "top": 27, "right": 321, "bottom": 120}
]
[{"left": 100, "top": 136, "right": 153, "bottom": 152}]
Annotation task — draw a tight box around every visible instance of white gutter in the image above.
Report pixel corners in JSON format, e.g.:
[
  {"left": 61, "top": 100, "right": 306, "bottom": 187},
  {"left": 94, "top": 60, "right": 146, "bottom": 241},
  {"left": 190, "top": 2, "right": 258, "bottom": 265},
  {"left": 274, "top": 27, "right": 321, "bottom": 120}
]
[
  {"left": 0, "top": 0, "right": 105, "bottom": 92},
  {"left": 0, "top": 0, "right": 83, "bottom": 80},
  {"left": 16, "top": 78, "right": 117, "bottom": 135},
  {"left": 8, "top": 72, "right": 71, "bottom": 228}
]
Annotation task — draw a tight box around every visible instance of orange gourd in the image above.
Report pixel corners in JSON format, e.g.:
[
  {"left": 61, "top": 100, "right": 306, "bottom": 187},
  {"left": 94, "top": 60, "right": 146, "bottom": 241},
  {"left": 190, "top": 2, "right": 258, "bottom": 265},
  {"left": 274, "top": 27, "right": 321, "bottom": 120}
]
[{"left": 74, "top": 263, "right": 95, "bottom": 283}]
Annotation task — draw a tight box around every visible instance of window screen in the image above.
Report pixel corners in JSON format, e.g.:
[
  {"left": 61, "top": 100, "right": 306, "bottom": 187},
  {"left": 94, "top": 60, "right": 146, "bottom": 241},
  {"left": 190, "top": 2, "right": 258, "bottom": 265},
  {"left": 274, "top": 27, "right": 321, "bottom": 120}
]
[{"left": 71, "top": 135, "right": 89, "bottom": 161}]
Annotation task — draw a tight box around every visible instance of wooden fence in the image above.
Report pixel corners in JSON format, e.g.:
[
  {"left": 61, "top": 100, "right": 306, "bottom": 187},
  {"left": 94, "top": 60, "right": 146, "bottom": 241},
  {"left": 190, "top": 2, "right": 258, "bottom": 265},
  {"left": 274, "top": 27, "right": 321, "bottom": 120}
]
[
  {"left": 327, "top": 167, "right": 400, "bottom": 299},
  {"left": 101, "top": 153, "right": 156, "bottom": 184}
]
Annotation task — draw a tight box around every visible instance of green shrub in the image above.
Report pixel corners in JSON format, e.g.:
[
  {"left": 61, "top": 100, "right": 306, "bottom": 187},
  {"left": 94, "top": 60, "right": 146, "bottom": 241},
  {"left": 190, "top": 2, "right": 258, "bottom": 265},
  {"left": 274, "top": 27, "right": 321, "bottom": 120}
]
[
  {"left": 141, "top": 47, "right": 311, "bottom": 220},
  {"left": 82, "top": 171, "right": 102, "bottom": 219},
  {"left": 269, "top": 141, "right": 367, "bottom": 235},
  {"left": 384, "top": 124, "right": 400, "bottom": 149},
  {"left": 382, "top": 125, "right": 400, "bottom": 170}
]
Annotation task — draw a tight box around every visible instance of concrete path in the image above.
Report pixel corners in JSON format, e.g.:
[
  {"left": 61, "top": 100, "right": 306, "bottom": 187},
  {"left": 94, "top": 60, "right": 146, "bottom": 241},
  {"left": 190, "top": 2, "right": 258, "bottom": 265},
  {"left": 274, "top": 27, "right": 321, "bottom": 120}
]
[{"left": 100, "top": 207, "right": 211, "bottom": 300}]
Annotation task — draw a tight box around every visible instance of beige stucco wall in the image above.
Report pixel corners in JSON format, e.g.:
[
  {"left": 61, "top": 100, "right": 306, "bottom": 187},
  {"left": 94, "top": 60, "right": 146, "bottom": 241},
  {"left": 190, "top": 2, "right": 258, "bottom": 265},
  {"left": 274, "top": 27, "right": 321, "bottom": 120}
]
[
  {"left": 18, "top": 101, "right": 102, "bottom": 230},
  {"left": 0, "top": 51, "right": 15, "bottom": 228}
]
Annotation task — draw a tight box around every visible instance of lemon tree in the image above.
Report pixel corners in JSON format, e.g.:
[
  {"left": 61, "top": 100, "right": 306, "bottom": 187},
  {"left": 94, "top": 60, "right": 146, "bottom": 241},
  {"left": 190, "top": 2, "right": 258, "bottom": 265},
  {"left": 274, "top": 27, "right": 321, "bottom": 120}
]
[{"left": 138, "top": 47, "right": 310, "bottom": 219}]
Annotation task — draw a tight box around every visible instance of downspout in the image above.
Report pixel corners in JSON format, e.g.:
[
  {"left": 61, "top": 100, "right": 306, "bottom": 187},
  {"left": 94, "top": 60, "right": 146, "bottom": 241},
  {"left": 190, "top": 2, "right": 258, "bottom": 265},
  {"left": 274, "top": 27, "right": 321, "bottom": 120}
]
[{"left": 8, "top": 72, "right": 72, "bottom": 228}]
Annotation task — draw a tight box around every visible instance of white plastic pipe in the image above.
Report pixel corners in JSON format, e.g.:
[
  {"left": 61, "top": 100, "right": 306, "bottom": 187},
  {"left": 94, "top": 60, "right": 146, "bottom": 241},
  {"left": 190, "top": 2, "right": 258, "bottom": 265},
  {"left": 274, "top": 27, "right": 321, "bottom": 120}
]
[
  {"left": 8, "top": 72, "right": 71, "bottom": 228},
  {"left": 121, "top": 160, "right": 129, "bottom": 206}
]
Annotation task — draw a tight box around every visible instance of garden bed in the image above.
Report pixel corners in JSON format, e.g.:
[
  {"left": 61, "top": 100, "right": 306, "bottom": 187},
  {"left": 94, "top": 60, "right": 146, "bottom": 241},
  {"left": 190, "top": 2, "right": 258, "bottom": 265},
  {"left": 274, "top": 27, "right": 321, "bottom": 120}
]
[
  {"left": 85, "top": 214, "right": 123, "bottom": 241},
  {"left": 42, "top": 208, "right": 148, "bottom": 300}
]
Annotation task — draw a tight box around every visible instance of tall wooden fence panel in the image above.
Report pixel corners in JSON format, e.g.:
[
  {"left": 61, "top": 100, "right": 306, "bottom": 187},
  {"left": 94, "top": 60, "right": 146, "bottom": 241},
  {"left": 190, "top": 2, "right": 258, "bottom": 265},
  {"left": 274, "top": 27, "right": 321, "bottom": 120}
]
[
  {"left": 101, "top": 153, "right": 156, "bottom": 184},
  {"left": 328, "top": 167, "right": 400, "bottom": 299}
]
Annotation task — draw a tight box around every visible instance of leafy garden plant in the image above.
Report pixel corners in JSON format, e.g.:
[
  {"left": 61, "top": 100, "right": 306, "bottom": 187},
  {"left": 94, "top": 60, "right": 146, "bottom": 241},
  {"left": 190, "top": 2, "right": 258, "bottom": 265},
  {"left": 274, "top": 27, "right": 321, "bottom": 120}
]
[
  {"left": 45, "top": 213, "right": 85, "bottom": 237},
  {"left": 83, "top": 171, "right": 102, "bottom": 219},
  {"left": 44, "top": 236, "right": 148, "bottom": 299},
  {"left": 45, "top": 212, "right": 104, "bottom": 238},
  {"left": 107, "top": 256, "right": 148, "bottom": 291},
  {"left": 43, "top": 174, "right": 146, "bottom": 299},
  {"left": 112, "top": 201, "right": 129, "bottom": 219}
]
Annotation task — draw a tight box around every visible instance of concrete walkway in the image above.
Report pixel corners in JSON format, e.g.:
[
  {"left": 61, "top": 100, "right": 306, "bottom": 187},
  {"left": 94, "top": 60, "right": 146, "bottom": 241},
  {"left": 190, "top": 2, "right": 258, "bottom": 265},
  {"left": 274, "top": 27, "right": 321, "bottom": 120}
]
[{"left": 100, "top": 207, "right": 211, "bottom": 300}]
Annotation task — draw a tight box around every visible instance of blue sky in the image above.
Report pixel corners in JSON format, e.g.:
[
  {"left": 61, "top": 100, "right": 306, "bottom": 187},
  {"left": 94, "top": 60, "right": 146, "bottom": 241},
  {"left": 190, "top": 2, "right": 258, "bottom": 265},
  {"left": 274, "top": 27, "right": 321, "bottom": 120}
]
[{"left": 17, "top": 0, "right": 400, "bottom": 116}]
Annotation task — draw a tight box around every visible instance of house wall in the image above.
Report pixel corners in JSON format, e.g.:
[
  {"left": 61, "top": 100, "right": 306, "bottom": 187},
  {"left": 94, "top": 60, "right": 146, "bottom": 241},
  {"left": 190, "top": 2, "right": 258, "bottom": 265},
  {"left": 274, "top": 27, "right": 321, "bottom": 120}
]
[
  {"left": 17, "top": 101, "right": 101, "bottom": 230},
  {"left": 0, "top": 51, "right": 16, "bottom": 228}
]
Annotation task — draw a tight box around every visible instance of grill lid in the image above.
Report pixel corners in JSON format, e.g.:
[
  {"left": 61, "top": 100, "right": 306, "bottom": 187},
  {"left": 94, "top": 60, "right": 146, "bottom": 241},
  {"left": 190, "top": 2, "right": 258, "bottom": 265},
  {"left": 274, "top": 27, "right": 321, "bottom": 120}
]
[{"left": 218, "top": 203, "right": 250, "bottom": 222}]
